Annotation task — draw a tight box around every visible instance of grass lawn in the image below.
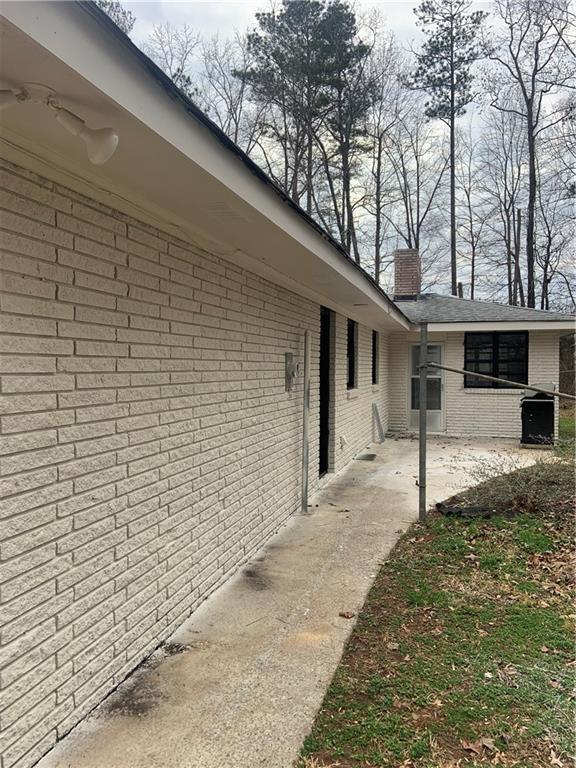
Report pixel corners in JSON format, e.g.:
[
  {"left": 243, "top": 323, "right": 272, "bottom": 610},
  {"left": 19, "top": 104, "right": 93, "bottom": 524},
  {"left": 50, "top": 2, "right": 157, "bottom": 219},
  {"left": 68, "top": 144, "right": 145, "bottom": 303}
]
[
  {"left": 298, "top": 453, "right": 575, "bottom": 767},
  {"left": 559, "top": 404, "right": 575, "bottom": 444}
]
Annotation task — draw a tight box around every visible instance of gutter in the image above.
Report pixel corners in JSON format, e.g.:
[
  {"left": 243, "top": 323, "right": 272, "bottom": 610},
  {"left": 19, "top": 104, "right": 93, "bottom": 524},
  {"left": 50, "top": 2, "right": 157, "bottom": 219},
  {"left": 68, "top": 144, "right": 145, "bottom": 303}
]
[
  {"left": 75, "top": 1, "right": 409, "bottom": 327},
  {"left": 414, "top": 321, "right": 575, "bottom": 332}
]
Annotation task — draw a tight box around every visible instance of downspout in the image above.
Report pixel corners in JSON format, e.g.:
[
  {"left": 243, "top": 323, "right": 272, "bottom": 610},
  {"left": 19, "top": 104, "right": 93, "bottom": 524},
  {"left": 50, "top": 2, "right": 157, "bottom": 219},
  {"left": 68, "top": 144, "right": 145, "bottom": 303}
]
[{"left": 301, "top": 330, "right": 311, "bottom": 513}]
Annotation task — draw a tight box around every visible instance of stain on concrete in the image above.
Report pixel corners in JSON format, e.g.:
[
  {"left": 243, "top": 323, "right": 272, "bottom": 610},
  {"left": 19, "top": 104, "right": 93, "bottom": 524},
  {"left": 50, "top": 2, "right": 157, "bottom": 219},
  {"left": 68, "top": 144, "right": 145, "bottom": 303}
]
[
  {"left": 357, "top": 453, "right": 377, "bottom": 461},
  {"left": 101, "top": 642, "right": 191, "bottom": 719},
  {"left": 103, "top": 675, "right": 167, "bottom": 718},
  {"left": 162, "top": 642, "right": 190, "bottom": 656},
  {"left": 243, "top": 564, "right": 270, "bottom": 591}
]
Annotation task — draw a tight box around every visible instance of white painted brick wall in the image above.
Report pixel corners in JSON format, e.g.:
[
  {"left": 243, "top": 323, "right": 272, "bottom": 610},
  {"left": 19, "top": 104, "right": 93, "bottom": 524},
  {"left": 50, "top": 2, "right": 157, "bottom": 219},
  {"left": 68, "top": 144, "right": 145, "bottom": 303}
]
[
  {"left": 329, "top": 316, "right": 388, "bottom": 473},
  {"left": 0, "top": 158, "right": 387, "bottom": 768},
  {"left": 388, "top": 330, "right": 561, "bottom": 438}
]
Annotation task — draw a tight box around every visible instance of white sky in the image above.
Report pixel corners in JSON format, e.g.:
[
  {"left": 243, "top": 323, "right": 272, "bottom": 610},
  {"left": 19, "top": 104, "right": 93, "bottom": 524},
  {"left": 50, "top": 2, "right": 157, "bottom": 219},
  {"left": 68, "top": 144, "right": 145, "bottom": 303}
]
[{"left": 125, "top": 1, "right": 425, "bottom": 47}]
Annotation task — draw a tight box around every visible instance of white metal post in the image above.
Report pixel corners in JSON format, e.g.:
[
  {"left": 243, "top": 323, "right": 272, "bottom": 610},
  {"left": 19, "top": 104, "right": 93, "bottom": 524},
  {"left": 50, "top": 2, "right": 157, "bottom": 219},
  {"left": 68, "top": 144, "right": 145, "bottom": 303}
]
[
  {"left": 418, "top": 322, "right": 428, "bottom": 523},
  {"left": 301, "top": 330, "right": 311, "bottom": 513}
]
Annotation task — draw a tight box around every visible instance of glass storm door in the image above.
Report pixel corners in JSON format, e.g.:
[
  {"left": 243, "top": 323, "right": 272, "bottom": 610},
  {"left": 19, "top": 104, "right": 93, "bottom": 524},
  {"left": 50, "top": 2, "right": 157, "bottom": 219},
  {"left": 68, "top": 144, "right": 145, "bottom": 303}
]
[{"left": 410, "top": 344, "right": 443, "bottom": 431}]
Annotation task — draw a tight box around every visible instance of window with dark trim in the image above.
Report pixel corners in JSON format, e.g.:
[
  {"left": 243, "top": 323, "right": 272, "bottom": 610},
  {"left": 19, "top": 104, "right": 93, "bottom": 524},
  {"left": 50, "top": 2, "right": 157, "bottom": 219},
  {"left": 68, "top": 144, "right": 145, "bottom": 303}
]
[
  {"left": 371, "top": 330, "right": 379, "bottom": 385},
  {"left": 347, "top": 319, "right": 357, "bottom": 390},
  {"left": 464, "top": 332, "right": 528, "bottom": 388}
]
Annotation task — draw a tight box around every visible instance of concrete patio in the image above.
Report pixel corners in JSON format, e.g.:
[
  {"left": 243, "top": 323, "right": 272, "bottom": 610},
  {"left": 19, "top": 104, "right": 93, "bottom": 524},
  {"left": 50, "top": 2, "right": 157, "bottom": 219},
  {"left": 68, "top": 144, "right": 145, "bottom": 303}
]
[{"left": 37, "top": 436, "right": 536, "bottom": 768}]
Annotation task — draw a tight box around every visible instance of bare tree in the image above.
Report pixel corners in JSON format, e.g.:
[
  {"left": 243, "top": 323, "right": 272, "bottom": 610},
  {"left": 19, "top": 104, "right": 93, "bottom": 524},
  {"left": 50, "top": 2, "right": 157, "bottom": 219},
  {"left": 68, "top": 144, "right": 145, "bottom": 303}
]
[
  {"left": 381, "top": 100, "right": 449, "bottom": 255},
  {"left": 477, "top": 108, "right": 527, "bottom": 304},
  {"left": 485, "top": 0, "right": 575, "bottom": 307},
  {"left": 143, "top": 23, "right": 201, "bottom": 96},
  {"left": 534, "top": 141, "right": 574, "bottom": 309},
  {"left": 361, "top": 33, "right": 404, "bottom": 282},
  {"left": 455, "top": 124, "right": 492, "bottom": 299},
  {"left": 197, "top": 35, "right": 268, "bottom": 155}
]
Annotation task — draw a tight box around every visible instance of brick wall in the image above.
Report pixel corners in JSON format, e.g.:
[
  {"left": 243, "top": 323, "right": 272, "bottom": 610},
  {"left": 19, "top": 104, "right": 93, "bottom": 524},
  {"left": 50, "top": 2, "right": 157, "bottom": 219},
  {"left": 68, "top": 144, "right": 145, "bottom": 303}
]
[
  {"left": 388, "top": 330, "right": 561, "bottom": 438},
  {"left": 0, "top": 158, "right": 387, "bottom": 768},
  {"left": 330, "top": 316, "right": 388, "bottom": 473}
]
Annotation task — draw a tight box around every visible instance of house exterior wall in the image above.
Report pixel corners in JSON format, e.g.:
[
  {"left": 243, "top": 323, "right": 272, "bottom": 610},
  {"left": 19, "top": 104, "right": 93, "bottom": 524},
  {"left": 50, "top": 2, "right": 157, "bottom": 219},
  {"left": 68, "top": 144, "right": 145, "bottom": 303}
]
[
  {"left": 388, "top": 330, "right": 561, "bottom": 439},
  {"left": 328, "top": 316, "right": 389, "bottom": 474},
  {"left": 0, "top": 159, "right": 387, "bottom": 768}
]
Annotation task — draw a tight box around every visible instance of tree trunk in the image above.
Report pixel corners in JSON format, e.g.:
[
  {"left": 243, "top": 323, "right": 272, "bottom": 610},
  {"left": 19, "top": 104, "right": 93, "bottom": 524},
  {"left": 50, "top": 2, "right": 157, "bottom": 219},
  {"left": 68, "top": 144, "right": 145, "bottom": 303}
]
[
  {"left": 450, "top": 114, "right": 457, "bottom": 295},
  {"left": 374, "top": 136, "right": 382, "bottom": 283},
  {"left": 506, "top": 213, "right": 513, "bottom": 305},
  {"left": 526, "top": 111, "right": 536, "bottom": 307},
  {"left": 514, "top": 207, "right": 525, "bottom": 307},
  {"left": 342, "top": 145, "right": 359, "bottom": 262},
  {"left": 470, "top": 244, "right": 476, "bottom": 300},
  {"left": 306, "top": 129, "right": 313, "bottom": 216},
  {"left": 508, "top": 211, "right": 516, "bottom": 305},
  {"left": 449, "top": 13, "right": 457, "bottom": 296}
]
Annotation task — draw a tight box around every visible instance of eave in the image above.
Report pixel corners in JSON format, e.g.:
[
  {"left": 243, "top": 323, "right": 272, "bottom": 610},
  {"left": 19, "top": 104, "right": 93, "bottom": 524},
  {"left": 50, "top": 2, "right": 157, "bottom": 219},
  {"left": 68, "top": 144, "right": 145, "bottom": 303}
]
[{"left": 0, "top": 1, "right": 410, "bottom": 333}]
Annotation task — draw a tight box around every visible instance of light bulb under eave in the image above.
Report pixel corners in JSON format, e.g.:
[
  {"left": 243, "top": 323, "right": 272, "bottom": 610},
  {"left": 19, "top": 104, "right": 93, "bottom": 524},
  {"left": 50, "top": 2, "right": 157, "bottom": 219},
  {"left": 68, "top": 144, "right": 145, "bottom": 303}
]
[
  {"left": 79, "top": 126, "right": 119, "bottom": 166},
  {"left": 54, "top": 106, "right": 118, "bottom": 165},
  {"left": 0, "top": 90, "right": 18, "bottom": 110}
]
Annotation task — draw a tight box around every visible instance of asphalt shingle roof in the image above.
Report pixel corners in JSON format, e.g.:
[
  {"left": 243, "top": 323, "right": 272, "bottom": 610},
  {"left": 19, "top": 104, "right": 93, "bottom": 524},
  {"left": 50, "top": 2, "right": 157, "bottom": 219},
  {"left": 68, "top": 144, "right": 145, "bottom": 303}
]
[{"left": 394, "top": 293, "right": 574, "bottom": 324}]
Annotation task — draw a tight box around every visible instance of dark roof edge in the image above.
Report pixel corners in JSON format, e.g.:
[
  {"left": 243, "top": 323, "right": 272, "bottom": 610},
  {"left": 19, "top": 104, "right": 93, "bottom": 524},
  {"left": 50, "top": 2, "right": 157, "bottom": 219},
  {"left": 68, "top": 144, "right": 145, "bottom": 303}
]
[{"left": 74, "top": 1, "right": 409, "bottom": 325}]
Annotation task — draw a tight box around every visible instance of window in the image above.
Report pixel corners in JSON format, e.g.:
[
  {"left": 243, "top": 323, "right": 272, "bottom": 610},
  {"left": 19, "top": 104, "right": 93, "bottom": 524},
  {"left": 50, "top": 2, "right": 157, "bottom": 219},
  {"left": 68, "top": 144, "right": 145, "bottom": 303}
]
[
  {"left": 372, "top": 330, "right": 379, "bottom": 385},
  {"left": 464, "top": 332, "right": 528, "bottom": 388},
  {"left": 346, "top": 319, "right": 357, "bottom": 389}
]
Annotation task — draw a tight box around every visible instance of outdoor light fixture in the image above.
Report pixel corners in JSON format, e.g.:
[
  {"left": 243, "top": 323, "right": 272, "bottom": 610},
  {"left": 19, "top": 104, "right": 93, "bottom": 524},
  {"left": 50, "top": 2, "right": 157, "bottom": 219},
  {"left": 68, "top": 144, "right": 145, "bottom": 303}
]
[
  {"left": 0, "top": 83, "right": 119, "bottom": 165},
  {"left": 50, "top": 105, "right": 119, "bottom": 166}
]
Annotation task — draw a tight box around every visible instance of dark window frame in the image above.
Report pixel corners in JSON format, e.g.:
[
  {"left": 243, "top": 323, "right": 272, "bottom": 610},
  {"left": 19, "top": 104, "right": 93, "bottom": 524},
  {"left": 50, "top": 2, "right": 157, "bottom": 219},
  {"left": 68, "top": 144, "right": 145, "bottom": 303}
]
[
  {"left": 346, "top": 319, "right": 358, "bottom": 390},
  {"left": 464, "top": 331, "right": 528, "bottom": 388},
  {"left": 371, "top": 330, "right": 379, "bottom": 385}
]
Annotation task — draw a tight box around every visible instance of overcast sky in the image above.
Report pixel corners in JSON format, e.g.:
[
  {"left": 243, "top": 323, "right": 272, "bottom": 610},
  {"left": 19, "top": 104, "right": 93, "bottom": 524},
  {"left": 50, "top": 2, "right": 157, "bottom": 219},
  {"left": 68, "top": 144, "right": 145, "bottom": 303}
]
[{"left": 125, "top": 1, "right": 425, "bottom": 46}]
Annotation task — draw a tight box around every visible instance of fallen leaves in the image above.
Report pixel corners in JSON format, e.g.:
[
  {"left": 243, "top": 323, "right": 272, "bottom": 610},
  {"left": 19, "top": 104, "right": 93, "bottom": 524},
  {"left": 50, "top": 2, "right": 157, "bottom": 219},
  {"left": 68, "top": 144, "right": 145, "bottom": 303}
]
[
  {"left": 461, "top": 736, "right": 497, "bottom": 754},
  {"left": 497, "top": 662, "right": 519, "bottom": 687},
  {"left": 550, "top": 748, "right": 564, "bottom": 766}
]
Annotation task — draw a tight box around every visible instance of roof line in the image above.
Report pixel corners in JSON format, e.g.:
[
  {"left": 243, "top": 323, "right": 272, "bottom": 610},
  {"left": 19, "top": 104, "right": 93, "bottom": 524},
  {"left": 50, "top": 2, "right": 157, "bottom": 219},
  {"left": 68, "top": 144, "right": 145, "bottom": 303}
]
[
  {"left": 75, "top": 1, "right": 409, "bottom": 325},
  {"left": 422, "top": 293, "right": 574, "bottom": 316}
]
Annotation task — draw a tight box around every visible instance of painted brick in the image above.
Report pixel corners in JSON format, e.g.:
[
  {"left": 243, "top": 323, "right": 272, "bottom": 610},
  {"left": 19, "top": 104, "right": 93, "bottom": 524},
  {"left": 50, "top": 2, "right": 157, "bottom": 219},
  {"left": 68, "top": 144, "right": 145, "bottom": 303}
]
[
  {"left": 1, "top": 375, "right": 74, "bottom": 393},
  {"left": 0, "top": 160, "right": 388, "bottom": 768},
  {"left": 388, "top": 330, "right": 561, "bottom": 439},
  {"left": 0, "top": 253, "right": 73, "bottom": 285}
]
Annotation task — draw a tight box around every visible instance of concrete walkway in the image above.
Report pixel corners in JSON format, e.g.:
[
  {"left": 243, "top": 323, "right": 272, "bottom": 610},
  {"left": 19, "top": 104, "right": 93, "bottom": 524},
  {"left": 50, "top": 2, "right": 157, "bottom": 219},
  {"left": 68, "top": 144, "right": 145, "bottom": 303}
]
[{"left": 38, "top": 436, "right": 533, "bottom": 768}]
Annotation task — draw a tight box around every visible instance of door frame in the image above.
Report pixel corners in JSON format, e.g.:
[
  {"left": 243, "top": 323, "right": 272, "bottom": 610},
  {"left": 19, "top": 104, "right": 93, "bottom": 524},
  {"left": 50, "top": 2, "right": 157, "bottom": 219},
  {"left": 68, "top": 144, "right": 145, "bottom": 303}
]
[
  {"left": 319, "top": 306, "right": 333, "bottom": 477},
  {"left": 408, "top": 342, "right": 445, "bottom": 432}
]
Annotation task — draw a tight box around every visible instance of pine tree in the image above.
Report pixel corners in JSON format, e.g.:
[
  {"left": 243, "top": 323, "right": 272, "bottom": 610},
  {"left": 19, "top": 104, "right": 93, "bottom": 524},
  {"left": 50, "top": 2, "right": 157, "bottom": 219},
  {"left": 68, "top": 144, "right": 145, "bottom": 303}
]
[
  {"left": 95, "top": 1, "right": 136, "bottom": 36},
  {"left": 409, "top": 0, "right": 486, "bottom": 295},
  {"left": 235, "top": 0, "right": 369, "bottom": 224}
]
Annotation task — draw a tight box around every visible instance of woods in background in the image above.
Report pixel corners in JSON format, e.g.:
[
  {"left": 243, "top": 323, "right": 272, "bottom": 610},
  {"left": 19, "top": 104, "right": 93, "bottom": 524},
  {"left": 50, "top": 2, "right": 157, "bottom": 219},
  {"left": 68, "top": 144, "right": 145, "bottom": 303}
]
[{"left": 97, "top": 0, "right": 575, "bottom": 311}]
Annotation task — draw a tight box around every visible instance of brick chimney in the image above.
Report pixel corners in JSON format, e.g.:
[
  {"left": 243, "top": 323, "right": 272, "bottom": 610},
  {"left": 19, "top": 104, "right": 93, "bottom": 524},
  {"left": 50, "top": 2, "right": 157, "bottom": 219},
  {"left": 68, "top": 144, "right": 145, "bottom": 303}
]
[{"left": 393, "top": 249, "right": 421, "bottom": 299}]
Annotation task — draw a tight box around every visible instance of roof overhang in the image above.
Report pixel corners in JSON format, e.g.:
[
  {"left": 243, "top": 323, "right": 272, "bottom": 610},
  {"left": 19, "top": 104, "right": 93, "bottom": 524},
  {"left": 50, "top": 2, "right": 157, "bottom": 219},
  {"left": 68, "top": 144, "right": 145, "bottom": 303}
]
[
  {"left": 422, "top": 321, "right": 575, "bottom": 332},
  {"left": 0, "top": 2, "right": 410, "bottom": 332}
]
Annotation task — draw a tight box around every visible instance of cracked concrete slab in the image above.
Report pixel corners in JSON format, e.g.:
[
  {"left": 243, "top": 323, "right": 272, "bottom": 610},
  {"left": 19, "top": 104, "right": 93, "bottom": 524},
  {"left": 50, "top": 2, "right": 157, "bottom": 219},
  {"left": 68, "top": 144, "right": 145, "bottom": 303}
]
[{"left": 37, "top": 437, "right": 538, "bottom": 768}]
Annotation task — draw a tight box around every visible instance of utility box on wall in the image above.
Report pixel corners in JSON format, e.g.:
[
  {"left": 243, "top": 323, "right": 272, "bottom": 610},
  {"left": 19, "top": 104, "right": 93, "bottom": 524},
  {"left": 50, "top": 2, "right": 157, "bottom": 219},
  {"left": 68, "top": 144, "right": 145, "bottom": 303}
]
[{"left": 285, "top": 352, "right": 301, "bottom": 392}]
